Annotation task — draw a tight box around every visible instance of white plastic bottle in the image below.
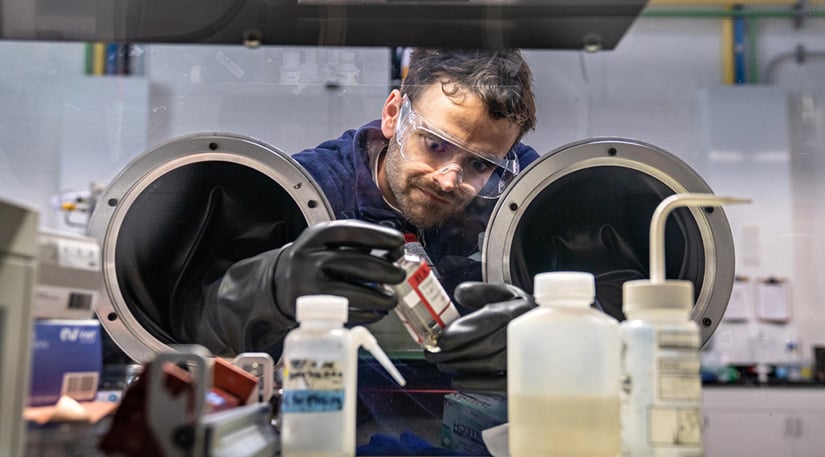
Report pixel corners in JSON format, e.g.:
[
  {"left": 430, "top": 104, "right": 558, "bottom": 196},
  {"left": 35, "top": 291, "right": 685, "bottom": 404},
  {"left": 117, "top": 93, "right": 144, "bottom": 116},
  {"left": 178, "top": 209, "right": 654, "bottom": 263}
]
[
  {"left": 620, "top": 280, "right": 703, "bottom": 457},
  {"left": 507, "top": 271, "right": 621, "bottom": 457},
  {"left": 620, "top": 193, "right": 749, "bottom": 457},
  {"left": 280, "top": 295, "right": 405, "bottom": 457}
]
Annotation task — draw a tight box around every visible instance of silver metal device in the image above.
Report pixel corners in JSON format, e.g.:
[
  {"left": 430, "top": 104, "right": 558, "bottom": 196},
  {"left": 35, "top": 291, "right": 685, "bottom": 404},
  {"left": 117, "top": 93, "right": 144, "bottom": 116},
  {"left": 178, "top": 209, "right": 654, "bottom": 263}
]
[
  {"left": 484, "top": 138, "right": 737, "bottom": 346},
  {"left": 0, "top": 198, "right": 39, "bottom": 457},
  {"left": 145, "top": 347, "right": 279, "bottom": 457},
  {"left": 88, "top": 133, "right": 334, "bottom": 363}
]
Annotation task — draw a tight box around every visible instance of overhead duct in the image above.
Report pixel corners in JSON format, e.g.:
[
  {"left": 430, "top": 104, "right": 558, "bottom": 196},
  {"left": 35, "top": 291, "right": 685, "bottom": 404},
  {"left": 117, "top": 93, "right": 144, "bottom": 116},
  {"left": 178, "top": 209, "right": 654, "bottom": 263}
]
[
  {"left": 0, "top": 0, "right": 647, "bottom": 50},
  {"left": 483, "top": 138, "right": 735, "bottom": 346},
  {"left": 88, "top": 133, "right": 334, "bottom": 362}
]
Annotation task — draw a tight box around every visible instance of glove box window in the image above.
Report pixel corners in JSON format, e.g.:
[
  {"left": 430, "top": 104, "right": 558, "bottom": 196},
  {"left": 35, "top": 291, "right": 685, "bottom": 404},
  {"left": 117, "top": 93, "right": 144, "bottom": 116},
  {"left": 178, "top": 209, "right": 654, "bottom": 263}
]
[
  {"left": 510, "top": 166, "right": 705, "bottom": 321},
  {"left": 89, "top": 133, "right": 334, "bottom": 362},
  {"left": 115, "top": 161, "right": 308, "bottom": 346},
  {"left": 484, "top": 138, "right": 736, "bottom": 346}
]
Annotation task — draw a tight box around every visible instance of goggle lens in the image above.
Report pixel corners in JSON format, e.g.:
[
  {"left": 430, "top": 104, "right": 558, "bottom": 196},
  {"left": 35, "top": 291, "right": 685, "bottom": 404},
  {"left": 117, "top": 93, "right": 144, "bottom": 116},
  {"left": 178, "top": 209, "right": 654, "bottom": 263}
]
[{"left": 395, "top": 97, "right": 519, "bottom": 199}]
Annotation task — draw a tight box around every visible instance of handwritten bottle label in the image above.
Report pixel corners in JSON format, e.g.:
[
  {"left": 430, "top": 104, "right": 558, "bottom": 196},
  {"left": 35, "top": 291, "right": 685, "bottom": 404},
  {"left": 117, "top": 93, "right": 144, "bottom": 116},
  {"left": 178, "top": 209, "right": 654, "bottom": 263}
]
[{"left": 282, "top": 359, "right": 345, "bottom": 413}]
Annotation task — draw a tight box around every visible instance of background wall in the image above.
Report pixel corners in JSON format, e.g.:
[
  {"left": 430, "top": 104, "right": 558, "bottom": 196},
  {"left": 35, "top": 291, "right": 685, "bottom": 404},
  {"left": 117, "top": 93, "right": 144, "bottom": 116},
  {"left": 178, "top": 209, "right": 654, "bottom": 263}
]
[{"left": 1, "top": 13, "right": 823, "bottom": 365}]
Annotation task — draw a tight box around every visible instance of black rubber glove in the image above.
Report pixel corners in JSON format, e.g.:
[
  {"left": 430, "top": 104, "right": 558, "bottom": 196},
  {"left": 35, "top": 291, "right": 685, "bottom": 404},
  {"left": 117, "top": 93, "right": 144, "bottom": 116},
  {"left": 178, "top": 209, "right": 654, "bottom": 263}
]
[
  {"left": 274, "top": 220, "right": 407, "bottom": 325},
  {"left": 424, "top": 282, "right": 535, "bottom": 394}
]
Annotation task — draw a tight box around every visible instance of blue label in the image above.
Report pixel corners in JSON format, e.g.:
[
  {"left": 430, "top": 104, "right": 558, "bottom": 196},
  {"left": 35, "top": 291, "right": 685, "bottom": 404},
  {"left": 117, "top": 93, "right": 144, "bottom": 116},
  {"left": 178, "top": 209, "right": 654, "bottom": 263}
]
[{"left": 282, "top": 389, "right": 345, "bottom": 413}]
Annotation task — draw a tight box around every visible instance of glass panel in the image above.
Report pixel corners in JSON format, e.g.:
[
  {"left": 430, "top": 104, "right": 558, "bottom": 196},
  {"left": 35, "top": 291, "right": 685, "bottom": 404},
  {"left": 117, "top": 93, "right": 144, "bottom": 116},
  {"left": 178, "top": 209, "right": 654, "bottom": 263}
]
[{"left": 2, "top": 4, "right": 824, "bottom": 455}]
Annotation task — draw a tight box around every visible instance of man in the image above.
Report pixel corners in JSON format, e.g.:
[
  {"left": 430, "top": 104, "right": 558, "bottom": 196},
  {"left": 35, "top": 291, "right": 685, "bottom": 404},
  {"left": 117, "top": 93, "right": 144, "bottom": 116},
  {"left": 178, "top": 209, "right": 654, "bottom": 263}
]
[
  {"left": 176, "top": 48, "right": 539, "bottom": 391},
  {"left": 293, "top": 48, "right": 538, "bottom": 297}
]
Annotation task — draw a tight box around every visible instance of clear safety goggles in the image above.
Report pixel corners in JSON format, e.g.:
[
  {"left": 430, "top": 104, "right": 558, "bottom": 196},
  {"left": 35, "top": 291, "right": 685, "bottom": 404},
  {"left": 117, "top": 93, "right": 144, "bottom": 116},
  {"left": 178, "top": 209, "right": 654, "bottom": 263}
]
[{"left": 395, "top": 95, "right": 520, "bottom": 199}]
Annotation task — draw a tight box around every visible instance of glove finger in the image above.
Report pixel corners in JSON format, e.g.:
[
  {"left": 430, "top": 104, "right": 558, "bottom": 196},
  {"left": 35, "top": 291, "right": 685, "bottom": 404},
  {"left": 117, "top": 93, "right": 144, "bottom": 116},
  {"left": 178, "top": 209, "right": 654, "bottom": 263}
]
[
  {"left": 451, "top": 374, "right": 507, "bottom": 394},
  {"left": 296, "top": 220, "right": 404, "bottom": 258},
  {"left": 321, "top": 282, "right": 398, "bottom": 312},
  {"left": 321, "top": 253, "right": 406, "bottom": 285},
  {"left": 435, "top": 349, "right": 507, "bottom": 374},
  {"left": 454, "top": 282, "right": 523, "bottom": 311},
  {"left": 434, "top": 299, "right": 532, "bottom": 352},
  {"left": 346, "top": 309, "right": 387, "bottom": 325},
  {"left": 426, "top": 325, "right": 507, "bottom": 364}
]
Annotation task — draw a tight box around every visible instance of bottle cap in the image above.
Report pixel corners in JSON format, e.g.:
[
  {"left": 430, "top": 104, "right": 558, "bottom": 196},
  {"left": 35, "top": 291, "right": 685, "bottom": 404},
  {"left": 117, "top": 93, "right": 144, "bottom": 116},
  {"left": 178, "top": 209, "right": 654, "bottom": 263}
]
[
  {"left": 295, "top": 295, "right": 348, "bottom": 323},
  {"left": 623, "top": 279, "right": 693, "bottom": 315},
  {"left": 534, "top": 271, "right": 595, "bottom": 307}
]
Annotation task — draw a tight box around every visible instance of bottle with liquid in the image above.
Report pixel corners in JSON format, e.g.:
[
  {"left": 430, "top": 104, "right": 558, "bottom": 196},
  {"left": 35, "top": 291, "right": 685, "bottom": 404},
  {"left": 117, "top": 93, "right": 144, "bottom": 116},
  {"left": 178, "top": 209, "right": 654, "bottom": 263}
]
[
  {"left": 620, "top": 193, "right": 748, "bottom": 457},
  {"left": 390, "top": 244, "right": 460, "bottom": 352},
  {"left": 280, "top": 295, "right": 405, "bottom": 457},
  {"left": 507, "top": 271, "right": 621, "bottom": 457}
]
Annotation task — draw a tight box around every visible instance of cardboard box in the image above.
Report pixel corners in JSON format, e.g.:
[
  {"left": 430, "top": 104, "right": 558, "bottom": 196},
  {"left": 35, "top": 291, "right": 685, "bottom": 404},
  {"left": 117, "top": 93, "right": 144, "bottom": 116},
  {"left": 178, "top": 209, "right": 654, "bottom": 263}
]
[
  {"left": 31, "top": 230, "right": 101, "bottom": 320},
  {"left": 28, "top": 320, "right": 102, "bottom": 407},
  {"left": 441, "top": 392, "right": 508, "bottom": 456}
]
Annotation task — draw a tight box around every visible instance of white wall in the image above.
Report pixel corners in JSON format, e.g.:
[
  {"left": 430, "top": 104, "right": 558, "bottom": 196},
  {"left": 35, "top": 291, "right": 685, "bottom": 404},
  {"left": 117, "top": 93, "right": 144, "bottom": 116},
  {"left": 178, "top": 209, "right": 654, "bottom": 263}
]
[
  {"left": 142, "top": 45, "right": 391, "bottom": 153},
  {"left": 1, "top": 14, "right": 824, "bottom": 361}
]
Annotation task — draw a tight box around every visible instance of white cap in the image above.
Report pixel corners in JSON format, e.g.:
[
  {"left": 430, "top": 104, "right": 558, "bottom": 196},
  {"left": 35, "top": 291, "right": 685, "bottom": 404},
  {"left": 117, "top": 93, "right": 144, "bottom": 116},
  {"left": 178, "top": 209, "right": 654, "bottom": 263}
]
[
  {"left": 295, "top": 295, "right": 348, "bottom": 323},
  {"left": 622, "top": 279, "right": 694, "bottom": 316},
  {"left": 534, "top": 271, "right": 595, "bottom": 307}
]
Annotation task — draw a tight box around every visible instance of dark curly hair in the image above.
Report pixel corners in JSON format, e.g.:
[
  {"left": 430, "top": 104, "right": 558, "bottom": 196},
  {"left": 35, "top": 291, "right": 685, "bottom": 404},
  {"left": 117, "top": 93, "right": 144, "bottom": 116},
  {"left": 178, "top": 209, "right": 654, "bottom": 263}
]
[{"left": 400, "top": 48, "right": 536, "bottom": 140}]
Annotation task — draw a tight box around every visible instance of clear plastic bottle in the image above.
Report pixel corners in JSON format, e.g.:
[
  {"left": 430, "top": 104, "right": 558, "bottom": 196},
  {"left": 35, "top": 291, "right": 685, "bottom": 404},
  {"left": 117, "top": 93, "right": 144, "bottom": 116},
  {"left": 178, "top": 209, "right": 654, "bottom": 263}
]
[
  {"left": 619, "top": 194, "right": 748, "bottom": 457},
  {"left": 390, "top": 249, "right": 460, "bottom": 351},
  {"left": 280, "top": 295, "right": 405, "bottom": 457},
  {"left": 620, "top": 281, "right": 703, "bottom": 457},
  {"left": 507, "top": 271, "right": 621, "bottom": 457}
]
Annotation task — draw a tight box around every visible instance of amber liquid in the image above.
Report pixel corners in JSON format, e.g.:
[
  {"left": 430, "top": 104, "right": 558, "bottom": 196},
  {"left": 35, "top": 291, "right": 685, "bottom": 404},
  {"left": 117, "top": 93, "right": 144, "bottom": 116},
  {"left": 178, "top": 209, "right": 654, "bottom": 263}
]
[{"left": 509, "top": 394, "right": 621, "bottom": 457}]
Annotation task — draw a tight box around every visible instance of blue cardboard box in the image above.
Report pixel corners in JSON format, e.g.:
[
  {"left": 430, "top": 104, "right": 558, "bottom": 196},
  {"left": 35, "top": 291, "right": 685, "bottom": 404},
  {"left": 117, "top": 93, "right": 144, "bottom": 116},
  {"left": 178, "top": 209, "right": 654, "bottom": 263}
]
[{"left": 28, "top": 320, "right": 102, "bottom": 407}]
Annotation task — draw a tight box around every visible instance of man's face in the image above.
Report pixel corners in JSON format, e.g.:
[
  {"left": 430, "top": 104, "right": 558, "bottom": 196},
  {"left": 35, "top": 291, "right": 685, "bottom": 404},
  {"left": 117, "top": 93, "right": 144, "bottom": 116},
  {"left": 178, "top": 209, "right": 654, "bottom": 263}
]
[{"left": 381, "top": 84, "right": 521, "bottom": 229}]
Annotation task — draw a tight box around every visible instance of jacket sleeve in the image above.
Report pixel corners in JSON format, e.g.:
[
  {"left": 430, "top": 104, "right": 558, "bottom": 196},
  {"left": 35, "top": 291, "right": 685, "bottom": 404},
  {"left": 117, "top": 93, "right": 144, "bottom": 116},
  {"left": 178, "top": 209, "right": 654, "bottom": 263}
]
[
  {"left": 158, "top": 184, "right": 299, "bottom": 359},
  {"left": 176, "top": 247, "right": 296, "bottom": 358}
]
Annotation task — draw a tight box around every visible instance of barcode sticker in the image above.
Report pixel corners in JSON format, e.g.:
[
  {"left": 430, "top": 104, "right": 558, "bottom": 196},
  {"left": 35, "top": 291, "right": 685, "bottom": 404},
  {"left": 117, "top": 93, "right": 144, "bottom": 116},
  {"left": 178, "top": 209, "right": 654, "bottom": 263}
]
[
  {"left": 68, "top": 292, "right": 93, "bottom": 310},
  {"left": 61, "top": 372, "right": 99, "bottom": 401},
  {"left": 32, "top": 285, "right": 97, "bottom": 318}
]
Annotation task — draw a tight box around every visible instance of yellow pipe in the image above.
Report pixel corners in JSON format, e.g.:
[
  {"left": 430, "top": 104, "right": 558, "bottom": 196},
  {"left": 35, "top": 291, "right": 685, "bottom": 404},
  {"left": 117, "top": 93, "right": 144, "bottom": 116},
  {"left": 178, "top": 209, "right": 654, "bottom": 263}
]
[
  {"left": 92, "top": 42, "right": 105, "bottom": 76},
  {"left": 721, "top": 12, "right": 734, "bottom": 85}
]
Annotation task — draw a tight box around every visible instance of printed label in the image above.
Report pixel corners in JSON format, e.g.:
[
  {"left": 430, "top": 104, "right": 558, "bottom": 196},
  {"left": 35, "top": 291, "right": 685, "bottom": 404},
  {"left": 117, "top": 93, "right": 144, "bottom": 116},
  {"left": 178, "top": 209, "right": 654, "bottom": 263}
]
[
  {"left": 657, "top": 329, "right": 699, "bottom": 350},
  {"left": 406, "top": 263, "right": 452, "bottom": 316},
  {"left": 61, "top": 372, "right": 99, "bottom": 401},
  {"left": 658, "top": 357, "right": 701, "bottom": 373},
  {"left": 657, "top": 373, "right": 702, "bottom": 400},
  {"left": 33, "top": 285, "right": 96, "bottom": 314},
  {"left": 54, "top": 239, "right": 100, "bottom": 271},
  {"left": 656, "top": 330, "right": 702, "bottom": 401},
  {"left": 648, "top": 406, "right": 702, "bottom": 445}
]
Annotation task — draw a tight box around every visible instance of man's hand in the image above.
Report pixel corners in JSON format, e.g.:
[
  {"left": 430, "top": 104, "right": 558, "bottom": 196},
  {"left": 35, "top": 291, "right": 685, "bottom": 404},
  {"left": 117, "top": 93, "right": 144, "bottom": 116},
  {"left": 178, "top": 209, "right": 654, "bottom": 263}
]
[
  {"left": 273, "top": 220, "right": 406, "bottom": 325},
  {"left": 425, "top": 282, "right": 535, "bottom": 393}
]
